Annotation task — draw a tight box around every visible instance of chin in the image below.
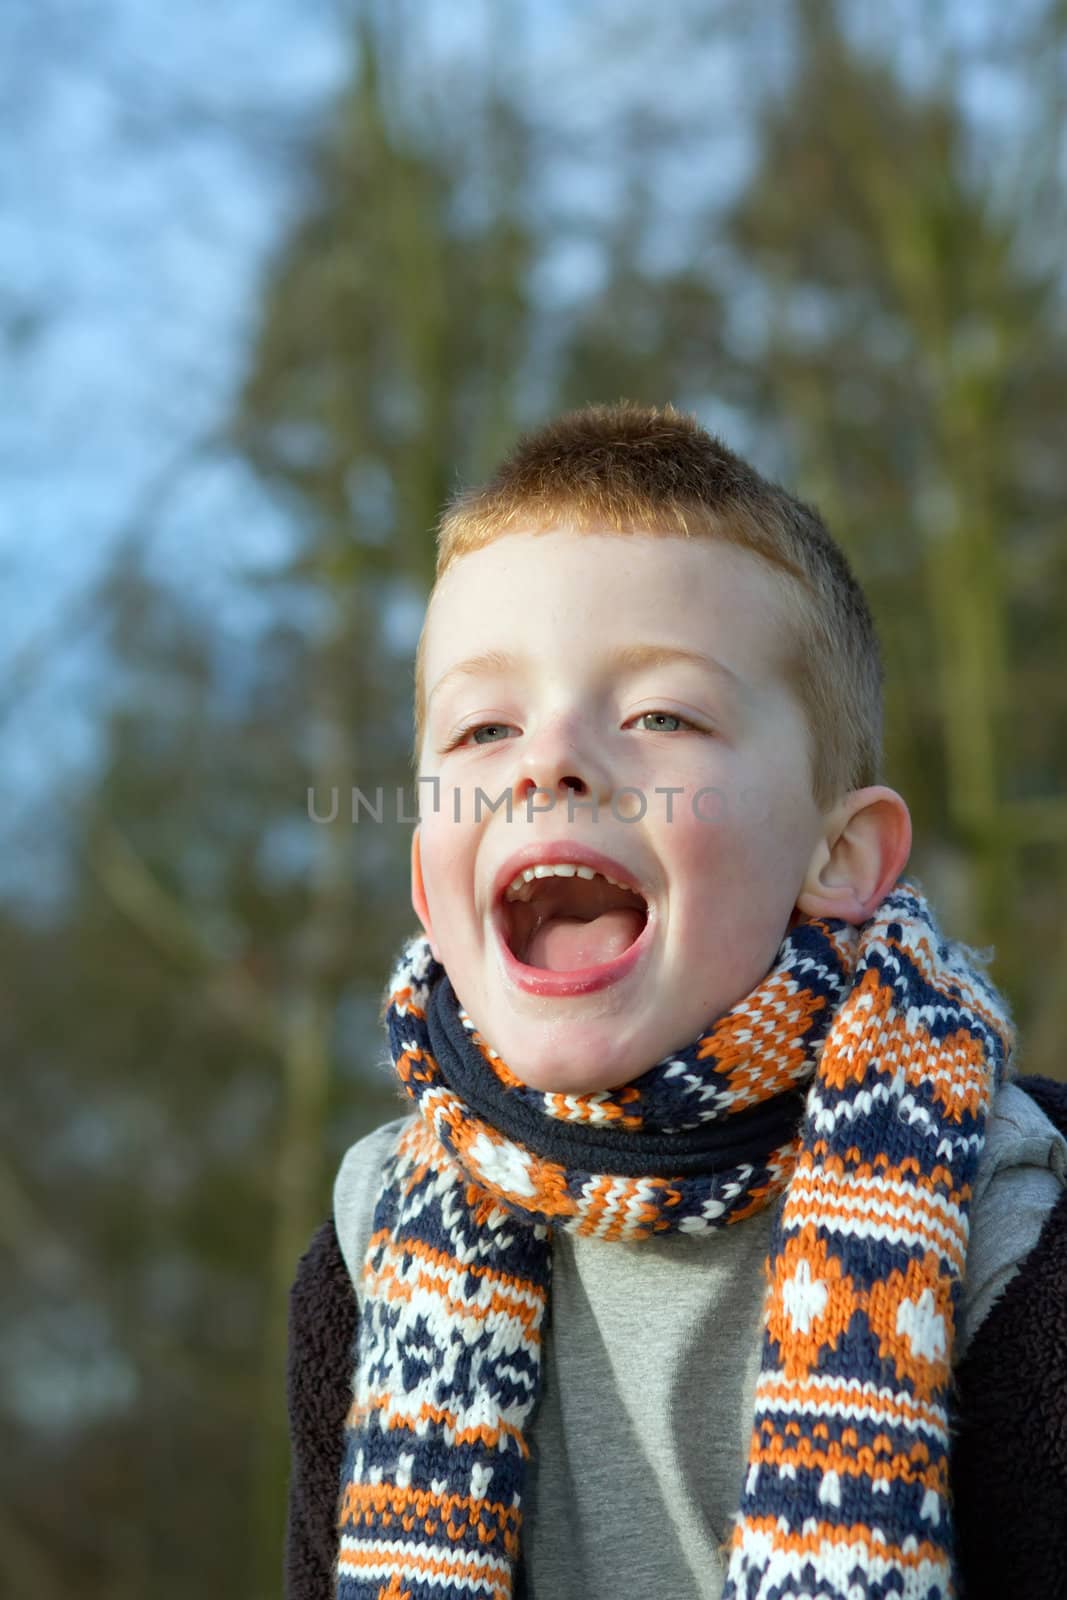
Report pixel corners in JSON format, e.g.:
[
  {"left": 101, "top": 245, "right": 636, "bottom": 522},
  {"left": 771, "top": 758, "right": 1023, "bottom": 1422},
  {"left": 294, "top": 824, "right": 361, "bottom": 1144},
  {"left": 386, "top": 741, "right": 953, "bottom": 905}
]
[
  {"left": 514, "top": 1065, "right": 641, "bottom": 1095},
  {"left": 496, "top": 1027, "right": 648, "bottom": 1096}
]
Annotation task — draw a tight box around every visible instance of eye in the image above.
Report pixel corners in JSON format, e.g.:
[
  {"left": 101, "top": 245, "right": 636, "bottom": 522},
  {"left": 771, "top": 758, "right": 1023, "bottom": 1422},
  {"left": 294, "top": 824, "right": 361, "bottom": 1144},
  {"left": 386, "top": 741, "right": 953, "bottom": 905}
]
[
  {"left": 631, "top": 710, "right": 698, "bottom": 733},
  {"left": 446, "top": 721, "right": 517, "bottom": 749}
]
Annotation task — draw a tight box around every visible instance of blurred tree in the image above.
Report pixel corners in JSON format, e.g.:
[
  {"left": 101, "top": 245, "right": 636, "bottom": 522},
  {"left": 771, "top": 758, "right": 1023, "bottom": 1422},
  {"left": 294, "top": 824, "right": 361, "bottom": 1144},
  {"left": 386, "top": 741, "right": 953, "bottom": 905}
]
[
  {"left": 232, "top": 6, "right": 538, "bottom": 1588},
  {"left": 712, "top": 0, "right": 1067, "bottom": 1030},
  {"left": 1, "top": 549, "right": 406, "bottom": 1599},
  {"left": 6, "top": 3, "right": 1066, "bottom": 1597},
  {"left": 543, "top": 0, "right": 1067, "bottom": 1061}
]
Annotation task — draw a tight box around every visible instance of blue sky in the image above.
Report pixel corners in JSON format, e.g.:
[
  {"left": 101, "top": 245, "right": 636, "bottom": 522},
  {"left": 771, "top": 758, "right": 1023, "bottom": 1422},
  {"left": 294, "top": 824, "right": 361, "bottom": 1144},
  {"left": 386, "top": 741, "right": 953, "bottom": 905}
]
[
  {"left": 0, "top": 0, "right": 746, "bottom": 908},
  {"left": 1, "top": 0, "right": 1052, "bottom": 909},
  {"left": 1, "top": 1, "right": 349, "bottom": 895}
]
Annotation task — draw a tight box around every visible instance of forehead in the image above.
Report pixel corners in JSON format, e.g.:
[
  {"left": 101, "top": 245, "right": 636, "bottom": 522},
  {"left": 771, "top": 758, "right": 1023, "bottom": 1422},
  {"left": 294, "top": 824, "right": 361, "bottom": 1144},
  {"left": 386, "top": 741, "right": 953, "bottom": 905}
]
[{"left": 421, "top": 529, "right": 794, "bottom": 694}]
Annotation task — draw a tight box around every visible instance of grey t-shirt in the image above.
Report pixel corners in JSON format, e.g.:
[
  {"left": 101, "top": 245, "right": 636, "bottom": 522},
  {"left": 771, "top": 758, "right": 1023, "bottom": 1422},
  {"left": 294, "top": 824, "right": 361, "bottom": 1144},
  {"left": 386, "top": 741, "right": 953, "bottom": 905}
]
[{"left": 334, "top": 1080, "right": 1067, "bottom": 1600}]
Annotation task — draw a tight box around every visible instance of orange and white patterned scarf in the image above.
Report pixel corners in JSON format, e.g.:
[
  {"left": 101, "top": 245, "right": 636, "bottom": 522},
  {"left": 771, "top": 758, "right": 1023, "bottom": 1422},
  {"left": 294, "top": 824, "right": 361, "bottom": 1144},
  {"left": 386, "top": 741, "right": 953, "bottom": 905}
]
[{"left": 336, "top": 881, "right": 1013, "bottom": 1600}]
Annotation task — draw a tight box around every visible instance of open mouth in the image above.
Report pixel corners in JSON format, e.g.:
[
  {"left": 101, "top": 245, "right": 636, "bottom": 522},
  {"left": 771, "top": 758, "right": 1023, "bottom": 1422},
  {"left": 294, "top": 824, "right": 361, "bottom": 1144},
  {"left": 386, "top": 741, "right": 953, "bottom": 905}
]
[{"left": 499, "top": 864, "right": 649, "bottom": 974}]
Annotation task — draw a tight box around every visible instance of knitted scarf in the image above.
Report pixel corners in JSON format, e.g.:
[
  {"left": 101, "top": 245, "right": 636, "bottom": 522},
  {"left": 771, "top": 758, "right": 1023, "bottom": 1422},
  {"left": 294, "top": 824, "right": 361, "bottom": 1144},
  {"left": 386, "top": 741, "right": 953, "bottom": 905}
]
[{"left": 335, "top": 881, "right": 1014, "bottom": 1600}]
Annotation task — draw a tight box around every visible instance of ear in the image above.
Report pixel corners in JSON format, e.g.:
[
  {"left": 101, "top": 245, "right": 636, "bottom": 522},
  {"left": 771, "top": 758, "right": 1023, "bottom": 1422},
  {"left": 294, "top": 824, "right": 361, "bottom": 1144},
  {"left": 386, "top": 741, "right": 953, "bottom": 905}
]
[
  {"left": 410, "top": 827, "right": 441, "bottom": 959},
  {"left": 795, "top": 785, "right": 912, "bottom": 926}
]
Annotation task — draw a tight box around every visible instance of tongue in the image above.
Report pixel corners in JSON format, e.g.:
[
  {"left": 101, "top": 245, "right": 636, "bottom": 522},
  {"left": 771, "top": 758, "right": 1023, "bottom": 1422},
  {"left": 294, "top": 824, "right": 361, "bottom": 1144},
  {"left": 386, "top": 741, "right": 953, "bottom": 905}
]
[{"left": 524, "top": 909, "right": 644, "bottom": 973}]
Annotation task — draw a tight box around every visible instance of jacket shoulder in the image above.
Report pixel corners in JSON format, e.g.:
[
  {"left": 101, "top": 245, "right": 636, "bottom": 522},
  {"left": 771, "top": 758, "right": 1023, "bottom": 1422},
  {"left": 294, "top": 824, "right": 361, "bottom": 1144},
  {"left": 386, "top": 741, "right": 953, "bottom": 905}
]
[
  {"left": 285, "top": 1112, "right": 416, "bottom": 1600},
  {"left": 1010, "top": 1072, "right": 1067, "bottom": 1140},
  {"left": 957, "top": 1075, "right": 1067, "bottom": 1354},
  {"left": 285, "top": 1217, "right": 356, "bottom": 1600},
  {"left": 951, "top": 1075, "right": 1067, "bottom": 1599}
]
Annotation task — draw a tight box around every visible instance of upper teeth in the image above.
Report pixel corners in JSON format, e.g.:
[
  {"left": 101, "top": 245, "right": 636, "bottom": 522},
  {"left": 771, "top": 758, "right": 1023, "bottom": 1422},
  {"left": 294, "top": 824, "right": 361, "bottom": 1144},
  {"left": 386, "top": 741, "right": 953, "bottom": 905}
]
[{"left": 503, "top": 862, "right": 634, "bottom": 902}]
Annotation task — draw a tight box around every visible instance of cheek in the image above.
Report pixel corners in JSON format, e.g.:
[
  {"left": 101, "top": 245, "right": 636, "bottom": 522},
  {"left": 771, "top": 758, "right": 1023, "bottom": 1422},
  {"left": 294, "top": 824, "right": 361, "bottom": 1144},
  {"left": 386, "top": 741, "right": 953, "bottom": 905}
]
[
  {"left": 419, "top": 821, "right": 478, "bottom": 926},
  {"left": 670, "top": 787, "right": 805, "bottom": 921},
  {"left": 670, "top": 789, "right": 773, "bottom": 869}
]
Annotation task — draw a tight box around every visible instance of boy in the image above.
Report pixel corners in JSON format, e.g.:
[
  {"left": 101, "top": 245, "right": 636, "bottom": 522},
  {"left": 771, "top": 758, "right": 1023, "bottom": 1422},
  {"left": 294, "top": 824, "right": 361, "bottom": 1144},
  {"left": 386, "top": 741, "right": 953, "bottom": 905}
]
[{"left": 287, "top": 404, "right": 1067, "bottom": 1600}]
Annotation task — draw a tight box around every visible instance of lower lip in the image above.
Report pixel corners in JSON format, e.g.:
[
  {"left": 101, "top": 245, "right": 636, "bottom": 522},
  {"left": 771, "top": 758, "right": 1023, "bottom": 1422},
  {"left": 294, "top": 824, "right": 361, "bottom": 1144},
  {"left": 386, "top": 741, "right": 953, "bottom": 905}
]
[{"left": 495, "top": 908, "right": 655, "bottom": 997}]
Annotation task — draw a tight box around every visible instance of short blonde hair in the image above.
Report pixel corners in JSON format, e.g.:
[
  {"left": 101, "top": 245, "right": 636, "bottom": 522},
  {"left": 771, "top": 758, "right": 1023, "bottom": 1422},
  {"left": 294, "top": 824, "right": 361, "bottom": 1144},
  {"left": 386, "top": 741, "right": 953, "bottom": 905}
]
[{"left": 413, "top": 401, "right": 883, "bottom": 811}]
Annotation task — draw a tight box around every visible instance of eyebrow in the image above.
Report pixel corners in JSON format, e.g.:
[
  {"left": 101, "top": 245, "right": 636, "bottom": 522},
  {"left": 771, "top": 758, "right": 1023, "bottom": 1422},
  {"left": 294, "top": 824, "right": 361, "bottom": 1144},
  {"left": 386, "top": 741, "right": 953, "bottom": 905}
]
[{"left": 427, "top": 642, "right": 744, "bottom": 709}]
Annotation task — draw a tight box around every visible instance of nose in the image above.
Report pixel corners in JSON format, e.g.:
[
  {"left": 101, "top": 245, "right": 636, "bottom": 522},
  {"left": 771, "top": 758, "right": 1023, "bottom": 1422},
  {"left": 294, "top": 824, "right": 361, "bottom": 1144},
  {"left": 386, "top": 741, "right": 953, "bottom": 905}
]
[{"left": 510, "top": 715, "right": 614, "bottom": 814}]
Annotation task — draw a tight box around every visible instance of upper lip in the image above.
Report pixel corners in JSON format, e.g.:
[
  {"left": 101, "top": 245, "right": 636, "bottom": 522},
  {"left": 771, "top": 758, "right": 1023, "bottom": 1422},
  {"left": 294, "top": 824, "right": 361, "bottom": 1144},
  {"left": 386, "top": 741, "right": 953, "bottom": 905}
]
[{"left": 490, "top": 840, "right": 649, "bottom": 909}]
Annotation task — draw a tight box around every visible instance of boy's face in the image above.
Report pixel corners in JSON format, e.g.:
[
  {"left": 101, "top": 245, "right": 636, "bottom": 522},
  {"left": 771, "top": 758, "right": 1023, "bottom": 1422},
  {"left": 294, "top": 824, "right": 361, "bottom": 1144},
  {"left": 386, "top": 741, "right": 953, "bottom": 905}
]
[{"left": 412, "top": 529, "right": 830, "bottom": 1094}]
